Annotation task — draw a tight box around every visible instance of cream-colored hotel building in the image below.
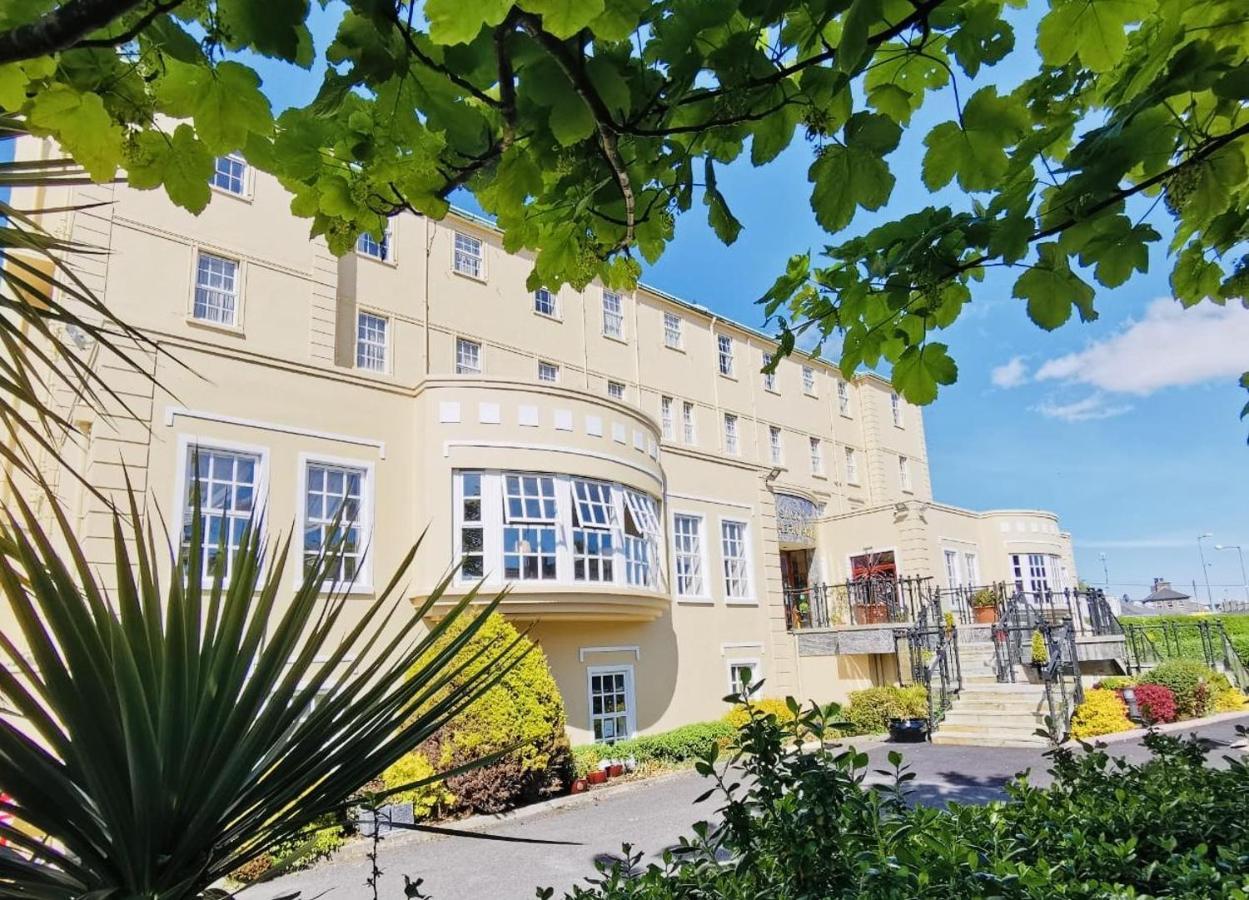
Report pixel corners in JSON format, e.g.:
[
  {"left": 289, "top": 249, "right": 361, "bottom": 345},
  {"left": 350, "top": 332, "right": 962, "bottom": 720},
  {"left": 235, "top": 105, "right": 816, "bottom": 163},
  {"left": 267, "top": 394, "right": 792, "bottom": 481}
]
[{"left": 7, "top": 139, "right": 1077, "bottom": 744}]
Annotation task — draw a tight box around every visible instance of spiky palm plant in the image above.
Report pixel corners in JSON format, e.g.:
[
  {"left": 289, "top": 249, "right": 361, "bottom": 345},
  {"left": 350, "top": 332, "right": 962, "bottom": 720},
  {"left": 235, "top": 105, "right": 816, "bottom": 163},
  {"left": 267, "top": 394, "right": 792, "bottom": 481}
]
[{"left": 0, "top": 480, "right": 523, "bottom": 899}]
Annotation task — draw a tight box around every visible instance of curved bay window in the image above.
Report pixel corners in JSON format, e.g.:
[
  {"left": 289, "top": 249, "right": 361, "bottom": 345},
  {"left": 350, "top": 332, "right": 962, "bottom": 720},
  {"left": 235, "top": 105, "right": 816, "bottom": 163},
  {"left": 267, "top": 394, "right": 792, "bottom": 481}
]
[{"left": 454, "top": 470, "right": 664, "bottom": 590}]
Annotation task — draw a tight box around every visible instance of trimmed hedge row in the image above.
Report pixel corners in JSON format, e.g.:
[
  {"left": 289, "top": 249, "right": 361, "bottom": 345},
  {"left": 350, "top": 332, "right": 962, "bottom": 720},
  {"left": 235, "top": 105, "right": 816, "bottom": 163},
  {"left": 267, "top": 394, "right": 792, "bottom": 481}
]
[
  {"left": 1120, "top": 612, "right": 1249, "bottom": 667},
  {"left": 572, "top": 720, "right": 736, "bottom": 775}
]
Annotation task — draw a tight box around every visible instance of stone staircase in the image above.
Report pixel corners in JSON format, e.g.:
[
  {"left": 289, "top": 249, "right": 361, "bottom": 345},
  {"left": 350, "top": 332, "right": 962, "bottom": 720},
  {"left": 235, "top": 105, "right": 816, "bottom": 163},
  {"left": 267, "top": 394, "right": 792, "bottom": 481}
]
[{"left": 930, "top": 639, "right": 1051, "bottom": 748}]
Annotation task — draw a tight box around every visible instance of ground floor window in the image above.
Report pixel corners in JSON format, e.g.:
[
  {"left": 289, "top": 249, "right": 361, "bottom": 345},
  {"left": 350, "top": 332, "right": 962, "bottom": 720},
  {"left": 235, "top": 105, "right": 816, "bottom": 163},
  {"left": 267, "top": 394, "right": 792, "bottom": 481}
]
[
  {"left": 849, "top": 549, "right": 896, "bottom": 581},
  {"left": 302, "top": 460, "right": 368, "bottom": 584},
  {"left": 727, "top": 659, "right": 762, "bottom": 697},
  {"left": 589, "top": 666, "right": 634, "bottom": 743},
  {"left": 182, "top": 445, "right": 261, "bottom": 582},
  {"left": 943, "top": 549, "right": 960, "bottom": 589},
  {"left": 1011, "top": 553, "right": 1059, "bottom": 595}
]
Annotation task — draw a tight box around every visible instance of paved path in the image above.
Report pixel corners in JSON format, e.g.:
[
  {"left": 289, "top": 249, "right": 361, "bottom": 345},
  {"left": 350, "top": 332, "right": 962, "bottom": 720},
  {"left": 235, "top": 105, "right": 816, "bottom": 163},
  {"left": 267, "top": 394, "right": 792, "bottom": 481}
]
[{"left": 242, "top": 715, "right": 1249, "bottom": 900}]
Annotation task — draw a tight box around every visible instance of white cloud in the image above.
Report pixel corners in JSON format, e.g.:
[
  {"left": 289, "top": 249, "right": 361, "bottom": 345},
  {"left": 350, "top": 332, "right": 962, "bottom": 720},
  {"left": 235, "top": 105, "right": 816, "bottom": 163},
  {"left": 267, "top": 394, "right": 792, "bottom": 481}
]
[
  {"left": 990, "top": 355, "right": 1028, "bottom": 388},
  {"left": 1034, "top": 393, "right": 1133, "bottom": 422},
  {"left": 1033, "top": 298, "right": 1249, "bottom": 395}
]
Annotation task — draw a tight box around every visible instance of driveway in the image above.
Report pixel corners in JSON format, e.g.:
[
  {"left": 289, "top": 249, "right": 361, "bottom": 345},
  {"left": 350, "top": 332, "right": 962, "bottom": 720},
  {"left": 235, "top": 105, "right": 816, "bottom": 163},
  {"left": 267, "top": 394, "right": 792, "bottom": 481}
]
[{"left": 242, "top": 715, "right": 1249, "bottom": 900}]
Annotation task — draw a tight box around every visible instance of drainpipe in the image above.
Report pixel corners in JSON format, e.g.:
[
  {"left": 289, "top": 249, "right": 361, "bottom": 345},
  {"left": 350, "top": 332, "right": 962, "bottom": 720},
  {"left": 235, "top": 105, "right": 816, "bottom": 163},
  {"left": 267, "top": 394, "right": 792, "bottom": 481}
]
[
  {"left": 709, "top": 315, "right": 721, "bottom": 451},
  {"left": 423, "top": 216, "right": 433, "bottom": 376}
]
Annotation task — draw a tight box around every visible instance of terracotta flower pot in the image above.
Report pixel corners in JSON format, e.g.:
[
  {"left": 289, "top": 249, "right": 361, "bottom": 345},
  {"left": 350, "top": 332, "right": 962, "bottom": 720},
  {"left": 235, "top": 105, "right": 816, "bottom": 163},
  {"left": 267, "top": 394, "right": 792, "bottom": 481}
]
[
  {"left": 608, "top": 764, "right": 625, "bottom": 778},
  {"left": 571, "top": 778, "right": 588, "bottom": 794},
  {"left": 854, "top": 603, "right": 888, "bottom": 625},
  {"left": 972, "top": 605, "right": 997, "bottom": 624},
  {"left": 587, "top": 769, "right": 607, "bottom": 785}
]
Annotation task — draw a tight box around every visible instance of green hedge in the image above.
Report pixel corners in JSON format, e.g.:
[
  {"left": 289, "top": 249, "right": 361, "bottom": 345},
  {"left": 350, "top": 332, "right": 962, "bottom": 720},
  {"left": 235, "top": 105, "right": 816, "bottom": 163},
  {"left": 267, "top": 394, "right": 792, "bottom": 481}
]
[
  {"left": 1120, "top": 613, "right": 1249, "bottom": 667},
  {"left": 844, "top": 685, "right": 928, "bottom": 735},
  {"left": 572, "top": 720, "right": 736, "bottom": 776}
]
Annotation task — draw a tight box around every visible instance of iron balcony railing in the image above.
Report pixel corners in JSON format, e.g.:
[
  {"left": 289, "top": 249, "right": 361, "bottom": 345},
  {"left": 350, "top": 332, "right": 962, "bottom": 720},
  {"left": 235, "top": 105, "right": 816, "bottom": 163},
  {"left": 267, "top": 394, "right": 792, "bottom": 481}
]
[{"left": 783, "top": 576, "right": 936, "bottom": 630}]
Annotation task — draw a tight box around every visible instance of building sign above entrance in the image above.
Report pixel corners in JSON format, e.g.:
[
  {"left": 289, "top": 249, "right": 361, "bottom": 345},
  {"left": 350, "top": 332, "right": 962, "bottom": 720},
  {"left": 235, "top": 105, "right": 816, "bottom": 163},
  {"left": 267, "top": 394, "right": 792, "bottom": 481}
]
[{"left": 775, "top": 493, "right": 822, "bottom": 544}]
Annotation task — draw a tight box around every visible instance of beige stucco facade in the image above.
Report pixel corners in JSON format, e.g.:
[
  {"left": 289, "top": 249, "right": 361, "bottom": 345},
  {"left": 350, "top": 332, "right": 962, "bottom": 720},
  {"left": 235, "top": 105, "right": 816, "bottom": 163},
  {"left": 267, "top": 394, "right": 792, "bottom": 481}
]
[{"left": 3, "top": 137, "right": 1077, "bottom": 744}]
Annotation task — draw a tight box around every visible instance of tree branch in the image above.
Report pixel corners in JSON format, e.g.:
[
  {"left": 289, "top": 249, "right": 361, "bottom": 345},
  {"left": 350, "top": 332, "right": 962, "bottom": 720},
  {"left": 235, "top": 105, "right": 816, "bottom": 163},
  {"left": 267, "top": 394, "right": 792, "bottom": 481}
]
[
  {"left": 387, "top": 3, "right": 501, "bottom": 109},
  {"left": 0, "top": 0, "right": 150, "bottom": 64},
  {"left": 75, "top": 0, "right": 184, "bottom": 50}
]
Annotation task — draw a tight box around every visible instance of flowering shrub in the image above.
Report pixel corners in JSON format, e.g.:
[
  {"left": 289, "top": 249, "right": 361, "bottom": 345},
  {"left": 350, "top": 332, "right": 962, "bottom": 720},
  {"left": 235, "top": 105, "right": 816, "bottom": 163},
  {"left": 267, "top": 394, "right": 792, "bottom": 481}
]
[
  {"left": 381, "top": 751, "right": 456, "bottom": 818},
  {"left": 844, "top": 685, "right": 928, "bottom": 734},
  {"left": 1214, "top": 688, "right": 1249, "bottom": 712},
  {"left": 724, "top": 697, "right": 800, "bottom": 730},
  {"left": 1070, "top": 688, "right": 1134, "bottom": 740},
  {"left": 1130, "top": 683, "right": 1177, "bottom": 724},
  {"left": 1095, "top": 675, "right": 1136, "bottom": 690},
  {"left": 1141, "top": 660, "right": 1214, "bottom": 718}
]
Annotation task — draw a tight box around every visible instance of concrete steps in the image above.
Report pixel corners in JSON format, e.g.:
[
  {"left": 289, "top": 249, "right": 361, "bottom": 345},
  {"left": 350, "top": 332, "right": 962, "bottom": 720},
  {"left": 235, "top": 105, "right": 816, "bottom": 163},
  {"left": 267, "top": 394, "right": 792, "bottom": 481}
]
[{"left": 930, "top": 642, "right": 1052, "bottom": 748}]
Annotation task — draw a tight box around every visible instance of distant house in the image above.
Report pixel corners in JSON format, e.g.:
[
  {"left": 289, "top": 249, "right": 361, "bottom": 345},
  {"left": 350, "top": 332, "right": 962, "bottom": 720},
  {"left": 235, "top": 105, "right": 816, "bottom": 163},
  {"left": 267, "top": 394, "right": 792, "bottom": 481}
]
[{"left": 1120, "top": 579, "right": 1204, "bottom": 616}]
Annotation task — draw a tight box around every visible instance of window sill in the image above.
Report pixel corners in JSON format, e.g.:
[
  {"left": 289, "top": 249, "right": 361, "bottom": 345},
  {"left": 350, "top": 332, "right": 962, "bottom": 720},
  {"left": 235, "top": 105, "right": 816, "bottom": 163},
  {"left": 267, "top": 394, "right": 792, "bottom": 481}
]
[
  {"left": 763, "top": 387, "right": 781, "bottom": 396},
  {"left": 602, "top": 332, "right": 629, "bottom": 345},
  {"left": 803, "top": 391, "right": 818, "bottom": 399},
  {"left": 664, "top": 343, "right": 686, "bottom": 353},
  {"left": 357, "top": 251, "right": 398, "bottom": 268},
  {"left": 452, "top": 267, "right": 487, "bottom": 284},
  {"left": 811, "top": 472, "right": 828, "bottom": 480},
  {"left": 185, "top": 315, "right": 244, "bottom": 337},
  {"left": 840, "top": 413, "right": 855, "bottom": 420},
  {"left": 676, "top": 596, "right": 714, "bottom": 606},
  {"left": 725, "top": 597, "right": 759, "bottom": 607},
  {"left": 719, "top": 371, "right": 738, "bottom": 382},
  {"left": 210, "top": 184, "right": 254, "bottom": 203},
  {"left": 533, "top": 310, "right": 563, "bottom": 323}
]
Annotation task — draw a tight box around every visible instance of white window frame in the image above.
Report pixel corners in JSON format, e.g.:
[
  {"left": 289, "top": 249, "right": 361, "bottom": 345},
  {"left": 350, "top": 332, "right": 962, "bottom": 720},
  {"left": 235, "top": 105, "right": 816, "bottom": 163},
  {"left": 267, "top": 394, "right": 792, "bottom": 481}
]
[
  {"left": 723, "top": 413, "right": 739, "bottom": 456},
  {"left": 456, "top": 470, "right": 486, "bottom": 581},
  {"left": 190, "top": 250, "right": 241, "bottom": 328},
  {"left": 452, "top": 231, "right": 485, "bottom": 280},
  {"left": 173, "top": 436, "right": 268, "bottom": 587},
  {"left": 769, "top": 425, "right": 782, "bottom": 466},
  {"left": 719, "top": 518, "right": 754, "bottom": 604},
  {"left": 802, "top": 366, "right": 816, "bottom": 396},
  {"left": 726, "top": 658, "right": 763, "bottom": 697},
  {"left": 943, "top": 548, "right": 961, "bottom": 590},
  {"left": 837, "top": 380, "right": 852, "bottom": 417},
  {"left": 355, "top": 310, "right": 389, "bottom": 373},
  {"left": 296, "top": 453, "right": 375, "bottom": 592},
  {"left": 357, "top": 222, "right": 393, "bottom": 262},
  {"left": 663, "top": 311, "right": 683, "bottom": 349},
  {"left": 537, "top": 360, "right": 559, "bottom": 383},
  {"left": 809, "top": 437, "right": 823, "bottom": 476},
  {"left": 898, "top": 454, "right": 912, "bottom": 492},
  {"left": 844, "top": 446, "right": 860, "bottom": 485},
  {"left": 622, "top": 488, "right": 662, "bottom": 589},
  {"left": 534, "top": 287, "right": 559, "bottom": 318},
  {"left": 964, "top": 551, "right": 980, "bottom": 586},
  {"left": 682, "top": 401, "right": 697, "bottom": 445},
  {"left": 602, "top": 290, "right": 625, "bottom": 340},
  {"left": 891, "top": 392, "right": 904, "bottom": 428},
  {"left": 717, "top": 334, "right": 734, "bottom": 377},
  {"left": 587, "top": 664, "right": 635, "bottom": 743},
  {"left": 502, "top": 473, "right": 559, "bottom": 582},
  {"left": 210, "top": 153, "right": 250, "bottom": 198},
  {"left": 660, "top": 396, "right": 674, "bottom": 440},
  {"left": 607, "top": 381, "right": 626, "bottom": 401},
  {"left": 761, "top": 351, "right": 777, "bottom": 393},
  {"left": 672, "top": 511, "right": 709, "bottom": 601},
  {"left": 572, "top": 478, "right": 616, "bottom": 584},
  {"left": 455, "top": 337, "right": 482, "bottom": 374}
]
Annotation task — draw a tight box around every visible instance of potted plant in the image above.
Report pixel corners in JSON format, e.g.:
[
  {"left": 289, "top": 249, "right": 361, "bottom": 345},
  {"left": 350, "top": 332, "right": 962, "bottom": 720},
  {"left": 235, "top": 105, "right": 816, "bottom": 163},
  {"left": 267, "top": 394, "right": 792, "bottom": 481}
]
[
  {"left": 570, "top": 777, "right": 588, "bottom": 794},
  {"left": 853, "top": 601, "right": 889, "bottom": 625},
  {"left": 607, "top": 759, "right": 625, "bottom": 778},
  {"left": 943, "top": 610, "right": 956, "bottom": 635},
  {"left": 887, "top": 717, "right": 928, "bottom": 742},
  {"left": 1030, "top": 630, "right": 1049, "bottom": 671},
  {"left": 969, "top": 588, "right": 998, "bottom": 624},
  {"left": 587, "top": 768, "right": 607, "bottom": 786}
]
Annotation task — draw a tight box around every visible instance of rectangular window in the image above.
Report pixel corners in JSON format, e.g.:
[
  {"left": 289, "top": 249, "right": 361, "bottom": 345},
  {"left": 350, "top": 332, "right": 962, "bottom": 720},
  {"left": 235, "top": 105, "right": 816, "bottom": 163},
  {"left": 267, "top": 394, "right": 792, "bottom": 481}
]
[
  {"left": 728, "top": 660, "right": 761, "bottom": 697},
  {"left": 663, "top": 311, "right": 682, "bottom": 349},
  {"left": 802, "top": 366, "right": 816, "bottom": 395},
  {"left": 944, "top": 549, "right": 960, "bottom": 590},
  {"left": 769, "top": 426, "right": 782, "bottom": 465},
  {"left": 607, "top": 381, "right": 625, "bottom": 401},
  {"left": 660, "top": 396, "right": 674, "bottom": 440},
  {"left": 455, "top": 338, "right": 481, "bottom": 374},
  {"left": 964, "top": 552, "right": 980, "bottom": 586},
  {"left": 723, "top": 413, "right": 738, "bottom": 455},
  {"left": 809, "top": 437, "right": 823, "bottom": 475},
  {"left": 602, "top": 291, "right": 624, "bottom": 339},
  {"left": 898, "top": 455, "right": 912, "bottom": 491},
  {"left": 537, "top": 361, "right": 559, "bottom": 383},
  {"left": 673, "top": 514, "right": 704, "bottom": 597},
  {"left": 459, "top": 472, "right": 484, "bottom": 578},
  {"left": 717, "top": 334, "right": 734, "bottom": 376},
  {"left": 182, "top": 446, "right": 258, "bottom": 582},
  {"left": 623, "top": 489, "right": 661, "bottom": 588},
  {"left": 355, "top": 311, "right": 387, "bottom": 372},
  {"left": 211, "top": 154, "right": 247, "bottom": 195},
  {"left": 1012, "top": 553, "right": 1054, "bottom": 595},
  {"left": 357, "top": 227, "right": 390, "bottom": 261},
  {"left": 721, "top": 520, "right": 751, "bottom": 600},
  {"left": 303, "top": 461, "right": 366, "bottom": 583},
  {"left": 845, "top": 446, "right": 860, "bottom": 484},
  {"left": 453, "top": 231, "right": 483, "bottom": 278},
  {"left": 503, "top": 474, "right": 557, "bottom": 580},
  {"left": 572, "top": 479, "right": 614, "bottom": 582},
  {"left": 589, "top": 668, "right": 632, "bottom": 743},
  {"left": 837, "top": 380, "right": 852, "bottom": 416},
  {"left": 762, "top": 351, "right": 776, "bottom": 392},
  {"left": 891, "top": 392, "right": 904, "bottom": 427},
  {"left": 193, "top": 253, "right": 238, "bottom": 325},
  {"left": 682, "top": 401, "right": 696, "bottom": 444},
  {"left": 534, "top": 287, "right": 558, "bottom": 317}
]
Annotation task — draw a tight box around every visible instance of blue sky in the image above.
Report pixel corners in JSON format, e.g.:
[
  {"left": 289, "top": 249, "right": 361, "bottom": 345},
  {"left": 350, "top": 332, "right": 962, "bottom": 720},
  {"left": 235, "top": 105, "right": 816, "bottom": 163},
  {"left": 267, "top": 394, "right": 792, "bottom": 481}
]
[{"left": 249, "top": 4, "right": 1249, "bottom": 604}]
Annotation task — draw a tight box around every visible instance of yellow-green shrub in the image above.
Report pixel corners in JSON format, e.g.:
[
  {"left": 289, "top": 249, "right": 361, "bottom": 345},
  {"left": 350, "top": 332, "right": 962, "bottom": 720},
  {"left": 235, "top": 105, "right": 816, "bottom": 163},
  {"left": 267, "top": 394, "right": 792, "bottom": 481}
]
[
  {"left": 1214, "top": 688, "right": 1249, "bottom": 712},
  {"left": 844, "top": 685, "right": 928, "bottom": 735},
  {"left": 381, "top": 751, "right": 456, "bottom": 818},
  {"left": 1070, "top": 688, "right": 1134, "bottom": 740},
  {"left": 411, "top": 612, "right": 570, "bottom": 813},
  {"left": 723, "top": 697, "right": 800, "bottom": 730}
]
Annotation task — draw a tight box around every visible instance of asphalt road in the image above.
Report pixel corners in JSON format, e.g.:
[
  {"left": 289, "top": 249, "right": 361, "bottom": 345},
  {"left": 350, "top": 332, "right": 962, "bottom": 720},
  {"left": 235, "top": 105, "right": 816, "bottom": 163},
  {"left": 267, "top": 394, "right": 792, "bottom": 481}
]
[{"left": 241, "top": 715, "right": 1249, "bottom": 900}]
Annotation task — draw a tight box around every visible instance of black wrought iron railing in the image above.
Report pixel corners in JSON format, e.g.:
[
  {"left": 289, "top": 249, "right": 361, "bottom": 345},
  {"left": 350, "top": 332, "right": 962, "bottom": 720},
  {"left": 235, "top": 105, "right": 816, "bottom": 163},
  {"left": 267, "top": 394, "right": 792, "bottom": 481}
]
[
  {"left": 1037, "top": 620, "right": 1083, "bottom": 741},
  {"left": 1121, "top": 619, "right": 1249, "bottom": 690},
  {"left": 784, "top": 576, "right": 937, "bottom": 630},
  {"left": 900, "top": 619, "right": 962, "bottom": 736}
]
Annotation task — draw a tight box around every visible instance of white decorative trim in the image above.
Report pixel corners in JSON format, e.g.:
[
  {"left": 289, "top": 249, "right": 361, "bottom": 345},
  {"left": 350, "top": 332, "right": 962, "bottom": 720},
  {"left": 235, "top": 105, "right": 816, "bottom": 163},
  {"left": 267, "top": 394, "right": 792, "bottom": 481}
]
[
  {"left": 553, "top": 409, "right": 574, "bottom": 431},
  {"left": 579, "top": 645, "right": 641, "bottom": 662},
  {"left": 478, "top": 402, "right": 501, "bottom": 424},
  {"left": 295, "top": 451, "right": 376, "bottom": 594},
  {"left": 440, "top": 401, "right": 461, "bottom": 424},
  {"left": 441, "top": 439, "right": 662, "bottom": 486},
  {"left": 585, "top": 415, "right": 603, "bottom": 437},
  {"left": 666, "top": 490, "right": 753, "bottom": 512},
  {"left": 720, "top": 641, "right": 765, "bottom": 655},
  {"left": 518, "top": 404, "right": 539, "bottom": 427},
  {"left": 164, "top": 406, "right": 386, "bottom": 458}
]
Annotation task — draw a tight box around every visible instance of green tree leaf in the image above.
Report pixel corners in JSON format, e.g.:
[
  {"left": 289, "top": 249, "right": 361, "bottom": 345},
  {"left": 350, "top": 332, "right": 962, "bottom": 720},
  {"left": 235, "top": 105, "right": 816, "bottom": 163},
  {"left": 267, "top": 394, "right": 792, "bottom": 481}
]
[
  {"left": 839, "top": 0, "right": 882, "bottom": 74},
  {"left": 192, "top": 62, "right": 274, "bottom": 155},
  {"left": 922, "top": 87, "right": 1029, "bottom": 191},
  {"left": 1036, "top": 0, "right": 1154, "bottom": 72},
  {"left": 1013, "top": 244, "right": 1096, "bottom": 330},
  {"left": 892, "top": 343, "right": 958, "bottom": 404},
  {"left": 426, "top": 0, "right": 512, "bottom": 45},
  {"left": 520, "top": 0, "right": 608, "bottom": 40},
  {"left": 27, "top": 84, "right": 123, "bottom": 181},
  {"left": 549, "top": 100, "right": 595, "bottom": 146}
]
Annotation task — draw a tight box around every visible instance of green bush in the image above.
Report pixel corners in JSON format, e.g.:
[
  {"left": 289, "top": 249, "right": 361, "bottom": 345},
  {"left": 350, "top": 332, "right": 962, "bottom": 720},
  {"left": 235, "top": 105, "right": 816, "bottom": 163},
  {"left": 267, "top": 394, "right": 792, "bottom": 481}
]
[
  {"left": 231, "top": 816, "right": 345, "bottom": 884},
  {"left": 1070, "top": 688, "right": 1134, "bottom": 740},
  {"left": 572, "top": 721, "right": 737, "bottom": 776},
  {"left": 1140, "top": 659, "right": 1216, "bottom": 718},
  {"left": 412, "top": 612, "right": 570, "bottom": 814},
  {"left": 844, "top": 685, "right": 927, "bottom": 735},
  {"left": 542, "top": 701, "right": 1249, "bottom": 899},
  {"left": 381, "top": 750, "right": 456, "bottom": 818},
  {"left": 1094, "top": 675, "right": 1137, "bottom": 690},
  {"left": 723, "top": 697, "right": 800, "bottom": 730},
  {"left": 1120, "top": 613, "right": 1249, "bottom": 668}
]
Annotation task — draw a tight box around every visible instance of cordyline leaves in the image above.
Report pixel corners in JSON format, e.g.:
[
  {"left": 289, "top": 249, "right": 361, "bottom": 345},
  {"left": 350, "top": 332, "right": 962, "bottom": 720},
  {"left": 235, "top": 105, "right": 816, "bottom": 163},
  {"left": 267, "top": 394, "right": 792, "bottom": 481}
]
[
  {"left": 0, "top": 478, "right": 527, "bottom": 899},
  {"left": 2, "top": 0, "right": 1249, "bottom": 421}
]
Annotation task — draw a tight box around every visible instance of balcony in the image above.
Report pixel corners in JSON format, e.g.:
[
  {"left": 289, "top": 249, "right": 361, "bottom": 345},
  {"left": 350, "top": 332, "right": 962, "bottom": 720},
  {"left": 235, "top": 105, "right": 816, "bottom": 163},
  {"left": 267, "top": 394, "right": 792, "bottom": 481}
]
[{"left": 784, "top": 577, "right": 936, "bottom": 655}]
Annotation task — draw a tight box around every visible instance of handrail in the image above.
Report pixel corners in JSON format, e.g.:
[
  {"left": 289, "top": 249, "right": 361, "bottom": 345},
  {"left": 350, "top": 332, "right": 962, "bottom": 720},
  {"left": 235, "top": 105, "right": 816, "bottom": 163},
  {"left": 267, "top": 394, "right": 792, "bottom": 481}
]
[
  {"left": 900, "top": 616, "right": 961, "bottom": 738},
  {"left": 1037, "top": 620, "right": 1082, "bottom": 742},
  {"left": 1216, "top": 622, "right": 1249, "bottom": 691}
]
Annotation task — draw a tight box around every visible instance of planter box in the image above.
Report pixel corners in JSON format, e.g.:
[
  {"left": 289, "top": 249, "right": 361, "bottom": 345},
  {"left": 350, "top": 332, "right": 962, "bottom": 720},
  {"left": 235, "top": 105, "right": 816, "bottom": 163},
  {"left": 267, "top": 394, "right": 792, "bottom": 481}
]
[
  {"left": 854, "top": 603, "right": 889, "bottom": 625},
  {"left": 587, "top": 769, "right": 607, "bottom": 785},
  {"left": 972, "top": 605, "right": 997, "bottom": 624},
  {"left": 887, "top": 718, "right": 928, "bottom": 743},
  {"left": 353, "top": 801, "right": 414, "bottom": 836}
]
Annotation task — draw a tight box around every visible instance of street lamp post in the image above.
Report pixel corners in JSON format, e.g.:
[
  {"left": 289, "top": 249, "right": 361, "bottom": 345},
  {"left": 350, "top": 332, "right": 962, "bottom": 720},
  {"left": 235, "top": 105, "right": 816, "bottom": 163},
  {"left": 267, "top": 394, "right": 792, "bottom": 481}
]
[
  {"left": 1215, "top": 544, "right": 1249, "bottom": 605},
  {"left": 1197, "top": 533, "right": 1215, "bottom": 611},
  {"left": 1099, "top": 552, "right": 1109, "bottom": 589}
]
